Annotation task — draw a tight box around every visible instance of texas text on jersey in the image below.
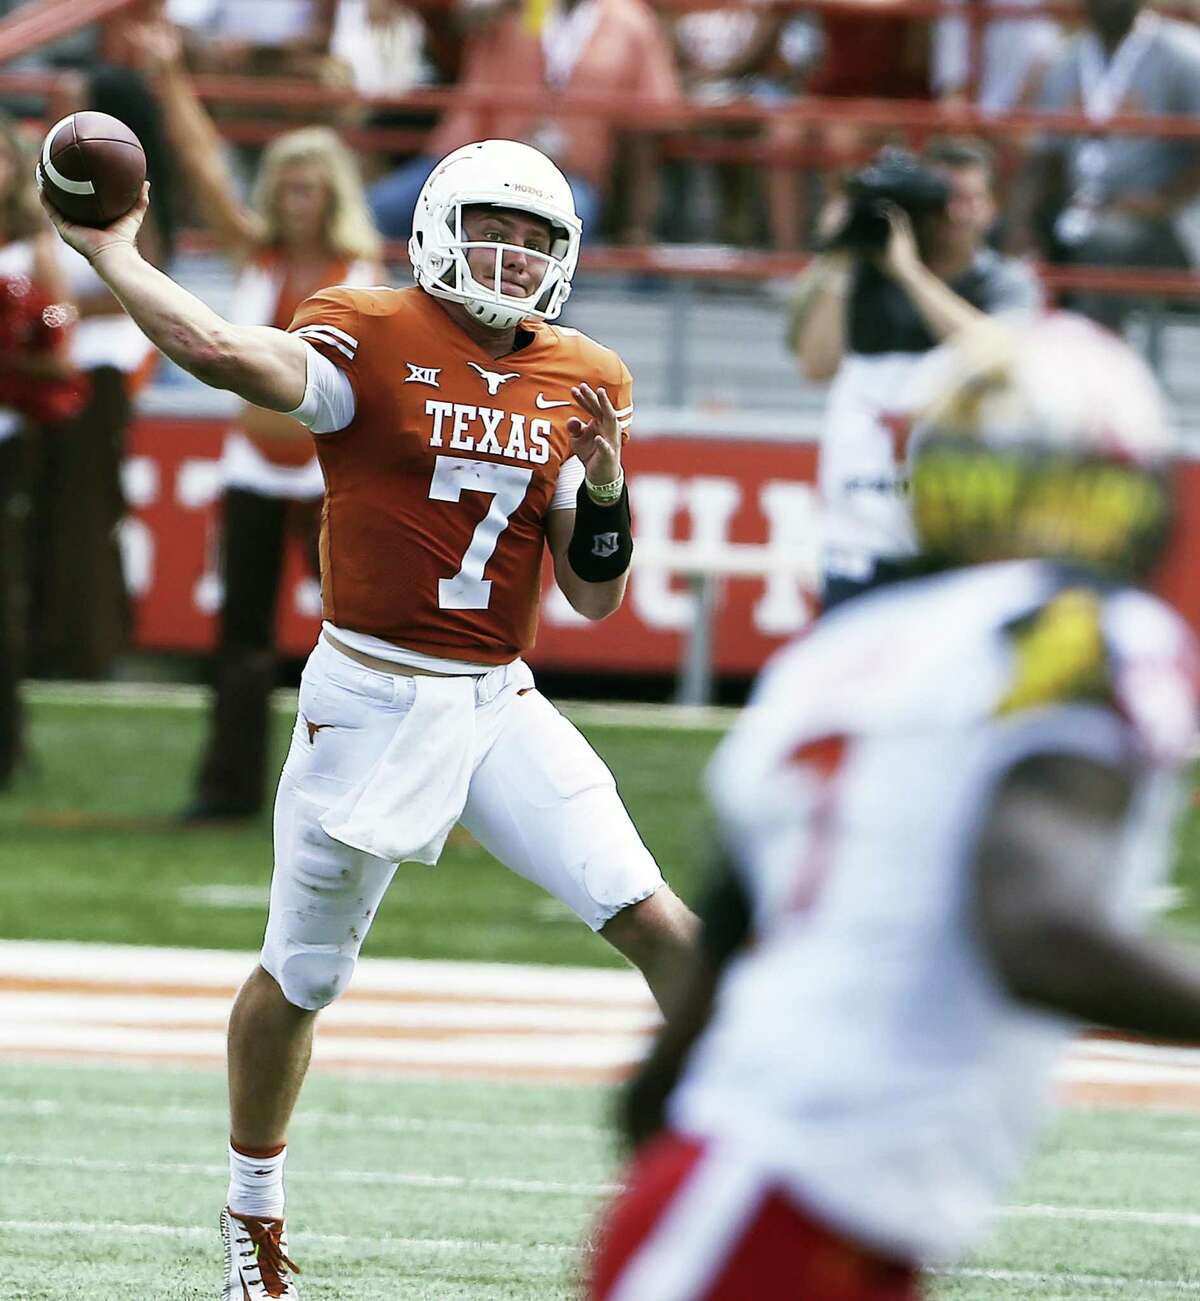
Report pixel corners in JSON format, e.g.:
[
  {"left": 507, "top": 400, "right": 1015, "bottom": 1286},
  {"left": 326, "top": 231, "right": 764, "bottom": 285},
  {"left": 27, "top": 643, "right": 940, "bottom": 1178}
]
[{"left": 289, "top": 283, "right": 633, "bottom": 664}]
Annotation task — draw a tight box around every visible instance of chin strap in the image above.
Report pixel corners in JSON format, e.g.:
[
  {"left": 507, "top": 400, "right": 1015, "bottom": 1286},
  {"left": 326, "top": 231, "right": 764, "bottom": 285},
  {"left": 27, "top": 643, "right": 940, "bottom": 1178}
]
[{"left": 467, "top": 299, "right": 526, "bottom": 330}]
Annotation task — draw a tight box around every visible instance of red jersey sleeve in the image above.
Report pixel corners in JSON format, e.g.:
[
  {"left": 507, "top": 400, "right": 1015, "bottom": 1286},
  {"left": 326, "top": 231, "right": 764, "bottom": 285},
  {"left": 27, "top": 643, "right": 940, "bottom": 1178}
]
[{"left": 288, "top": 287, "right": 366, "bottom": 395}]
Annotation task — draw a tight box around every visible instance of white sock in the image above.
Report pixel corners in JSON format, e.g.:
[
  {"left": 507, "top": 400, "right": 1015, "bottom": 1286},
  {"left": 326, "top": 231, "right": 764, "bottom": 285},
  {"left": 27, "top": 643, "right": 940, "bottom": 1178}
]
[{"left": 227, "top": 1141, "right": 287, "bottom": 1220}]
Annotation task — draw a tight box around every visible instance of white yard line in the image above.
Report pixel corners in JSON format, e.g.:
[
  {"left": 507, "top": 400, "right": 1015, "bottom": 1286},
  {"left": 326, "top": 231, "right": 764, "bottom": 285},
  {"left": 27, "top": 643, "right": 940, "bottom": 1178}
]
[
  {"left": 1070, "top": 1039, "right": 1200, "bottom": 1067},
  {"left": 0, "top": 1022, "right": 648, "bottom": 1069},
  {"left": 0, "top": 1097, "right": 607, "bottom": 1139},
  {"left": 21, "top": 681, "right": 212, "bottom": 709},
  {"left": 4, "top": 1017, "right": 1197, "bottom": 1090},
  {"left": 937, "top": 1267, "right": 1200, "bottom": 1294},
  {"left": 8, "top": 1156, "right": 1200, "bottom": 1226},
  {"left": 1004, "top": 1203, "right": 1200, "bottom": 1229},
  {"left": 0, "top": 991, "right": 658, "bottom": 1034},
  {"left": 13, "top": 1097, "right": 1200, "bottom": 1163},
  {"left": 0, "top": 940, "right": 653, "bottom": 1003},
  {"left": 0, "top": 1218, "right": 582, "bottom": 1256},
  {"left": 1039, "top": 1146, "right": 1198, "bottom": 1165},
  {"left": 1056, "top": 1058, "right": 1200, "bottom": 1087},
  {"left": 1, "top": 1219, "right": 1199, "bottom": 1293},
  {"left": 20, "top": 681, "right": 735, "bottom": 731},
  {"left": 0, "top": 1154, "right": 617, "bottom": 1198}
]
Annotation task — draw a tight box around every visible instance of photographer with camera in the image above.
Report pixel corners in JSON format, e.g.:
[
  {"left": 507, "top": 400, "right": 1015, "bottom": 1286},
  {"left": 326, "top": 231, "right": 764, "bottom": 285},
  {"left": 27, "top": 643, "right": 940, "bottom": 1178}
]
[{"left": 787, "top": 141, "right": 1040, "bottom": 607}]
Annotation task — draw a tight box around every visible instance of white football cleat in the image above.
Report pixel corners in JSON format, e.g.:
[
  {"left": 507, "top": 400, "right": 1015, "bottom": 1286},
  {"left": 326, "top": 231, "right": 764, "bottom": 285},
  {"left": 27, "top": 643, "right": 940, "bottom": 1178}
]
[{"left": 221, "top": 1205, "right": 301, "bottom": 1299}]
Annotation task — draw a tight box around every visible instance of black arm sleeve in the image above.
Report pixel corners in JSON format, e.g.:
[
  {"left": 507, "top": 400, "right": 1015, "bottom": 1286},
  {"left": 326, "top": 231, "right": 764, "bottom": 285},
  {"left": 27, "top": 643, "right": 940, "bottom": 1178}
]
[{"left": 566, "top": 481, "right": 633, "bottom": 583}]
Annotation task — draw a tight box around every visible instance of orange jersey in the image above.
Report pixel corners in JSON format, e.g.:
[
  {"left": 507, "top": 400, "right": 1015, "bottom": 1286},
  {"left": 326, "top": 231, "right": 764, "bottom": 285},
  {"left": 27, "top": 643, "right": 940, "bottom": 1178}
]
[{"left": 288, "top": 286, "right": 633, "bottom": 664}]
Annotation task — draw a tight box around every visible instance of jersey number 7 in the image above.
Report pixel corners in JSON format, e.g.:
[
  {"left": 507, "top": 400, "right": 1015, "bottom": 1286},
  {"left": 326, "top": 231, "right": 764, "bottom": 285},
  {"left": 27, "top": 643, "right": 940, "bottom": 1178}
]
[{"left": 429, "top": 455, "right": 533, "bottom": 610}]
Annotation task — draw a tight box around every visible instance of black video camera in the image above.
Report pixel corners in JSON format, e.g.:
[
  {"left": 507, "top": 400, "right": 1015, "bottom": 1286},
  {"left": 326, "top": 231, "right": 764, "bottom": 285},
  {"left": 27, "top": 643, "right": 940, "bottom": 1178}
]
[{"left": 824, "top": 149, "right": 950, "bottom": 256}]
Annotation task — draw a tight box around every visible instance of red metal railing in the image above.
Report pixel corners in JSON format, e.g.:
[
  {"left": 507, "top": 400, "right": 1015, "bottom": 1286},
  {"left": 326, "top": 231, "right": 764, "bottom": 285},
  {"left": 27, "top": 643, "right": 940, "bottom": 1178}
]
[
  {"left": 167, "top": 228, "right": 1200, "bottom": 302},
  {"left": 0, "top": 0, "right": 141, "bottom": 65}
]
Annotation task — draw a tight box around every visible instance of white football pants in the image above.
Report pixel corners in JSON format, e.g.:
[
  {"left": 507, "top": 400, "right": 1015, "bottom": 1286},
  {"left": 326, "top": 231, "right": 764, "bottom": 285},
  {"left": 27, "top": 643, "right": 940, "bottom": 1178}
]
[{"left": 261, "top": 636, "right": 663, "bottom": 1010}]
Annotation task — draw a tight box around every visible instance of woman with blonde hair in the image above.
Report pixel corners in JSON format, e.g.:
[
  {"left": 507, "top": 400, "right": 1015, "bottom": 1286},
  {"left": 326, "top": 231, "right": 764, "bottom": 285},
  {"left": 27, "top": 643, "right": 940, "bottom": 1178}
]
[{"left": 132, "top": 20, "right": 385, "bottom": 821}]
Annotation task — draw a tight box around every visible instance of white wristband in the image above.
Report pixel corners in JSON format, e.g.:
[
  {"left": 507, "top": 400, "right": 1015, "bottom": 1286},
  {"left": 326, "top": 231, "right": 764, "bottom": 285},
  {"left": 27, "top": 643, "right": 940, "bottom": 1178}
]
[{"left": 585, "top": 470, "right": 625, "bottom": 505}]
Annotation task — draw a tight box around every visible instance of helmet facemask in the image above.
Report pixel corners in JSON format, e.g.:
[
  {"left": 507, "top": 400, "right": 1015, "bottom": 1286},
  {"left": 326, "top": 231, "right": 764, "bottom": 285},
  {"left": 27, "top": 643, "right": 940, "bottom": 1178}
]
[{"left": 424, "top": 199, "right": 575, "bottom": 329}]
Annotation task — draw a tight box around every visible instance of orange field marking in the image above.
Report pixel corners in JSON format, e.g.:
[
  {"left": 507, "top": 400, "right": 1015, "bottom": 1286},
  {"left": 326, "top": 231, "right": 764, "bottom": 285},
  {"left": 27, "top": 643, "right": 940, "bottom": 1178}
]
[
  {"left": 3, "top": 945, "right": 1199, "bottom": 1105},
  {"left": 0, "top": 974, "right": 653, "bottom": 1011},
  {"left": 1058, "top": 1081, "right": 1200, "bottom": 1110},
  {"left": 0, "top": 1045, "right": 627, "bottom": 1084}
]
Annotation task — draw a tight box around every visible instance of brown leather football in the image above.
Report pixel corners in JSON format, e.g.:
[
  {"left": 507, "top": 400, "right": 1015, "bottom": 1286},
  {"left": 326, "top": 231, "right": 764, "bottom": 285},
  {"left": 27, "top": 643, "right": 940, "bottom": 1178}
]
[{"left": 37, "top": 111, "right": 146, "bottom": 227}]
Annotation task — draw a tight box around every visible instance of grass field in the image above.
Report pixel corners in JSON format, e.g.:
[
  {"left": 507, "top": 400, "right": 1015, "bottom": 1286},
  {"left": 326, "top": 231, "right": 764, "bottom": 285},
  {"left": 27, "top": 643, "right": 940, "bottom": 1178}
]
[
  {"left": 5, "top": 688, "right": 1200, "bottom": 955},
  {"left": 3, "top": 1061, "right": 1200, "bottom": 1300},
  {"left": 3, "top": 688, "right": 1200, "bottom": 1300},
  {"left": 0, "top": 689, "right": 724, "bottom": 964}
]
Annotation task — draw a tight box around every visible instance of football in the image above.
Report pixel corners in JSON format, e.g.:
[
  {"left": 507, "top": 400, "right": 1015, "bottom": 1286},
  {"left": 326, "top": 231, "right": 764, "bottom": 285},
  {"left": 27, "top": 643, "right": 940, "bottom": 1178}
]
[{"left": 36, "top": 111, "right": 146, "bottom": 227}]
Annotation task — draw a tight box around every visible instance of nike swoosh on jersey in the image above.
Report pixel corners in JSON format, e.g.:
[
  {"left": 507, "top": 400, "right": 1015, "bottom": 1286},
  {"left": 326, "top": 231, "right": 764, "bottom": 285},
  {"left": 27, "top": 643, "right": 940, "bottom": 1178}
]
[{"left": 535, "top": 394, "right": 571, "bottom": 409}]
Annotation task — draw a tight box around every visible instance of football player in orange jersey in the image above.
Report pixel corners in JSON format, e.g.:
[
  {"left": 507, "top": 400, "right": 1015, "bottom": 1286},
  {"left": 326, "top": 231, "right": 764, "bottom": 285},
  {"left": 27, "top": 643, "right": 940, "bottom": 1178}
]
[{"left": 41, "top": 138, "right": 698, "bottom": 1299}]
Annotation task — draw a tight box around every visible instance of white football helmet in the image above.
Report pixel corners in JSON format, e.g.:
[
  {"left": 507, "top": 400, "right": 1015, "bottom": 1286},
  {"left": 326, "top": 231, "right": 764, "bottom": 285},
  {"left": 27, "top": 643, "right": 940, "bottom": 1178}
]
[
  {"left": 409, "top": 139, "right": 582, "bottom": 330},
  {"left": 909, "top": 314, "right": 1174, "bottom": 578}
]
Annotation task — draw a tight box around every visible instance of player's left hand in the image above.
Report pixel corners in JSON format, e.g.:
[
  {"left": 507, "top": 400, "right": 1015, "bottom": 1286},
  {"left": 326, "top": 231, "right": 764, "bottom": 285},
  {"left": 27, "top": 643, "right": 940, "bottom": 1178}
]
[{"left": 568, "top": 382, "right": 622, "bottom": 485}]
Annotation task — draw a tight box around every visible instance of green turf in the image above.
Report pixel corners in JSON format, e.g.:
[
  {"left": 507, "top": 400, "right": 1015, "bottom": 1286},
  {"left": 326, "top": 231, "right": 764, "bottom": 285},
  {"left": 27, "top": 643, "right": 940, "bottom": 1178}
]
[
  {"left": 5, "top": 693, "right": 1200, "bottom": 1298},
  {"left": 0, "top": 696, "right": 723, "bottom": 964},
  {"left": 1, "top": 1063, "right": 1199, "bottom": 1300},
  {"left": 5, "top": 693, "right": 1200, "bottom": 962}
]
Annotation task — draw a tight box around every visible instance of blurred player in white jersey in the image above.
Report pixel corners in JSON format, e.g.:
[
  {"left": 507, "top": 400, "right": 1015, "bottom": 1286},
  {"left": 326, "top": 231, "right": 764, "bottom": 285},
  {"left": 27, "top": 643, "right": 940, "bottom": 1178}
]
[{"left": 590, "top": 314, "right": 1200, "bottom": 1300}]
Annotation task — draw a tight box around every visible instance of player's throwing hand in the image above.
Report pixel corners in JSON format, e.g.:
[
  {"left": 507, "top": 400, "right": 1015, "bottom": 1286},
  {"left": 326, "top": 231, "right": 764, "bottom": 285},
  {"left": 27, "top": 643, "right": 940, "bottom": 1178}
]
[
  {"left": 38, "top": 179, "right": 149, "bottom": 264},
  {"left": 568, "top": 382, "right": 622, "bottom": 485}
]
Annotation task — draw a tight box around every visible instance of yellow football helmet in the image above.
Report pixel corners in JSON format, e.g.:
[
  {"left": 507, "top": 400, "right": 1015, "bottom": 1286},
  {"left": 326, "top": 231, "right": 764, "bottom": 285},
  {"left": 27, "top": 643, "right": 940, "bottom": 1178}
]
[{"left": 908, "top": 314, "right": 1173, "bottom": 579}]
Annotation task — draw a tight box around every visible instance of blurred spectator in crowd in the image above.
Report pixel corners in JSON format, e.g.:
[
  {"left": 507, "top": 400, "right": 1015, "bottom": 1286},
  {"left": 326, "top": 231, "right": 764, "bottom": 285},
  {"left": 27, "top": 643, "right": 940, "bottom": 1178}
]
[
  {"left": 165, "top": 0, "right": 336, "bottom": 78},
  {"left": 809, "top": 1, "right": 929, "bottom": 101},
  {"left": 788, "top": 142, "right": 1039, "bottom": 607},
  {"left": 803, "top": 0, "right": 934, "bottom": 226},
  {"left": 29, "top": 66, "right": 177, "bottom": 681},
  {"left": 132, "top": 21, "right": 385, "bottom": 821},
  {"left": 933, "top": 0, "right": 1061, "bottom": 112},
  {"left": 331, "top": 0, "right": 433, "bottom": 99},
  {"left": 368, "top": 0, "right": 681, "bottom": 244},
  {"left": 329, "top": 0, "right": 439, "bottom": 183},
  {"left": 1008, "top": 0, "right": 1200, "bottom": 332},
  {"left": 0, "top": 115, "right": 80, "bottom": 788},
  {"left": 670, "top": 7, "right": 820, "bottom": 250}
]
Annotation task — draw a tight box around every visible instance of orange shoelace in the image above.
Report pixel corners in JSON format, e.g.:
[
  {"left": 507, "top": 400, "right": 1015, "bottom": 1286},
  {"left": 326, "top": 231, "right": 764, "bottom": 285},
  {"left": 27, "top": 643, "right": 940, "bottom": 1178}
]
[{"left": 239, "top": 1216, "right": 302, "bottom": 1298}]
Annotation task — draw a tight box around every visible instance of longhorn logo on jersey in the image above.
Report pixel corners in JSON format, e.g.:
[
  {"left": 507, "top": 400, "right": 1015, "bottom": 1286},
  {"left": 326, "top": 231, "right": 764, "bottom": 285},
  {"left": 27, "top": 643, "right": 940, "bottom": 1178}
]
[{"left": 468, "top": 361, "right": 520, "bottom": 395}]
